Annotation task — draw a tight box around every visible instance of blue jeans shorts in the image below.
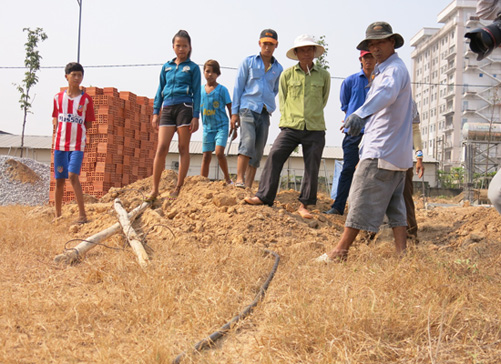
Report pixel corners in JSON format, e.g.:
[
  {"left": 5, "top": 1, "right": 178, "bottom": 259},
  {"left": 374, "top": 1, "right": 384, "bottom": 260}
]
[
  {"left": 237, "top": 108, "right": 270, "bottom": 168},
  {"left": 54, "top": 150, "right": 84, "bottom": 179},
  {"left": 203, "top": 126, "right": 229, "bottom": 153},
  {"left": 345, "top": 159, "right": 407, "bottom": 232}
]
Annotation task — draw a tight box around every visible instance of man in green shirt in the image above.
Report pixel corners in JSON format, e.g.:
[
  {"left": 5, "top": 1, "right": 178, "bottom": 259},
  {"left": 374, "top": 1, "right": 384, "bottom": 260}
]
[{"left": 245, "top": 34, "right": 330, "bottom": 219}]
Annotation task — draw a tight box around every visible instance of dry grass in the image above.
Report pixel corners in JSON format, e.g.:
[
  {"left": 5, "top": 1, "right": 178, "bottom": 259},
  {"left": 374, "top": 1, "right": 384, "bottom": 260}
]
[{"left": 1, "top": 181, "right": 500, "bottom": 363}]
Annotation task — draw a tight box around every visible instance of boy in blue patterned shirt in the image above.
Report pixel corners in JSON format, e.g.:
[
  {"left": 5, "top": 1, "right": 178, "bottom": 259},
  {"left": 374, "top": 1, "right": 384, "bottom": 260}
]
[{"left": 200, "top": 60, "right": 233, "bottom": 184}]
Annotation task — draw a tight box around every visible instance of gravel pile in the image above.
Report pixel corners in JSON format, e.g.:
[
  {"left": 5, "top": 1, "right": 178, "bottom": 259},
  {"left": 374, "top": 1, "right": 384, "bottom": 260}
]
[{"left": 0, "top": 156, "right": 51, "bottom": 206}]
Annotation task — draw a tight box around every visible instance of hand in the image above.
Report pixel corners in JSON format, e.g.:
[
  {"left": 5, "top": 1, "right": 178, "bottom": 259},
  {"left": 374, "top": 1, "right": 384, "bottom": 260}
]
[
  {"left": 152, "top": 114, "right": 160, "bottom": 130},
  {"left": 344, "top": 113, "right": 366, "bottom": 136},
  {"left": 190, "top": 118, "right": 199, "bottom": 133},
  {"left": 229, "top": 128, "right": 238, "bottom": 140},
  {"left": 416, "top": 158, "right": 424, "bottom": 178},
  {"left": 230, "top": 114, "right": 240, "bottom": 130},
  {"left": 339, "top": 124, "right": 345, "bottom": 132}
]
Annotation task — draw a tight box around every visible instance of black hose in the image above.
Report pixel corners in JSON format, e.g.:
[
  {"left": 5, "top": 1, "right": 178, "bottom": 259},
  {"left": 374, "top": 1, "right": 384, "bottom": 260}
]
[{"left": 172, "top": 249, "right": 280, "bottom": 364}]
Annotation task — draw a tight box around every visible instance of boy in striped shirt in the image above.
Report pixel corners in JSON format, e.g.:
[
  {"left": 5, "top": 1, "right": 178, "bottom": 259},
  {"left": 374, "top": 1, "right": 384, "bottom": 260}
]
[{"left": 52, "top": 62, "right": 95, "bottom": 224}]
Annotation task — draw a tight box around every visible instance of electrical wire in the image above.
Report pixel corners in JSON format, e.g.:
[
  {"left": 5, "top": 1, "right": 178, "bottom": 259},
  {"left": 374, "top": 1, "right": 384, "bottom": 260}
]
[
  {"left": 172, "top": 249, "right": 280, "bottom": 364},
  {"left": 0, "top": 63, "right": 494, "bottom": 88}
]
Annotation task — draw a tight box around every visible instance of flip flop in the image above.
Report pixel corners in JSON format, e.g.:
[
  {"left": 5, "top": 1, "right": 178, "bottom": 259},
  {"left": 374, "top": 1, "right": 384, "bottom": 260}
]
[
  {"left": 144, "top": 194, "right": 158, "bottom": 203},
  {"left": 235, "top": 182, "right": 245, "bottom": 189}
]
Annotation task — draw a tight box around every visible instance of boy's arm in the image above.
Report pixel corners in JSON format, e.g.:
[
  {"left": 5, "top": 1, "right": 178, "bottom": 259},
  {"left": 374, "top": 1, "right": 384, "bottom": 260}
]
[
  {"left": 231, "top": 58, "right": 249, "bottom": 115},
  {"left": 85, "top": 95, "right": 95, "bottom": 129}
]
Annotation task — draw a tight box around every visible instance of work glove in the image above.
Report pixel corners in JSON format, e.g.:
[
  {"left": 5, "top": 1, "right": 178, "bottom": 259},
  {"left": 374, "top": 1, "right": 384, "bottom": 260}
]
[{"left": 344, "top": 113, "right": 367, "bottom": 136}]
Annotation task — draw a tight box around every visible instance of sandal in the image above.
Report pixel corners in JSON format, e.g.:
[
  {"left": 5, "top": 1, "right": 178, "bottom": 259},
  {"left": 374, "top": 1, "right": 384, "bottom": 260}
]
[
  {"left": 235, "top": 182, "right": 245, "bottom": 189},
  {"left": 144, "top": 193, "right": 158, "bottom": 203}
]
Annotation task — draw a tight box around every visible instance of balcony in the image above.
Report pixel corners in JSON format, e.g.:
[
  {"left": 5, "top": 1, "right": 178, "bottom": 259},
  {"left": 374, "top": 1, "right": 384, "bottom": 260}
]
[
  {"left": 465, "top": 16, "right": 480, "bottom": 28},
  {"left": 462, "top": 108, "right": 477, "bottom": 116},
  {"left": 464, "top": 63, "right": 478, "bottom": 71},
  {"left": 445, "top": 64, "right": 456, "bottom": 75},
  {"left": 445, "top": 49, "right": 457, "bottom": 61},
  {"left": 463, "top": 90, "right": 477, "bottom": 98},
  {"left": 443, "top": 108, "right": 454, "bottom": 117}
]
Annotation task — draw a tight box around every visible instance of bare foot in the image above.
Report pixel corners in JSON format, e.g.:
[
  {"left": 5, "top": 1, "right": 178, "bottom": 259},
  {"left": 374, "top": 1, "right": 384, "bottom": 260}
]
[
  {"left": 72, "top": 216, "right": 88, "bottom": 225},
  {"left": 169, "top": 186, "right": 181, "bottom": 199},
  {"left": 244, "top": 196, "right": 264, "bottom": 205},
  {"left": 298, "top": 205, "right": 313, "bottom": 219}
]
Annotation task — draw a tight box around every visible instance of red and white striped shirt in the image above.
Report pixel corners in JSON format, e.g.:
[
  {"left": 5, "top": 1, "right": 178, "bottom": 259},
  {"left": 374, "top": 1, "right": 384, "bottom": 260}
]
[{"left": 52, "top": 91, "right": 95, "bottom": 151}]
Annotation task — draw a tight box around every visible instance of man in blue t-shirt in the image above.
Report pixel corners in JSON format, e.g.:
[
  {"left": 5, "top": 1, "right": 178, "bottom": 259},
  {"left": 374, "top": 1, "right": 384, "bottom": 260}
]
[{"left": 324, "top": 50, "right": 375, "bottom": 215}]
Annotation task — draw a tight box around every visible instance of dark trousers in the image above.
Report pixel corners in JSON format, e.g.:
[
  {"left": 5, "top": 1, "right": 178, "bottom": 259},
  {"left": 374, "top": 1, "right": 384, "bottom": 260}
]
[
  {"left": 404, "top": 167, "right": 418, "bottom": 237},
  {"left": 332, "top": 133, "right": 363, "bottom": 215},
  {"left": 256, "top": 128, "right": 325, "bottom": 206}
]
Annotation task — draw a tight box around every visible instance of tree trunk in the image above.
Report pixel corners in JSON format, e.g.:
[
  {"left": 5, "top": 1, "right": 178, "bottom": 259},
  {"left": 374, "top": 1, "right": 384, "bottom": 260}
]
[
  {"left": 54, "top": 201, "right": 150, "bottom": 265},
  {"left": 114, "top": 198, "right": 149, "bottom": 268}
]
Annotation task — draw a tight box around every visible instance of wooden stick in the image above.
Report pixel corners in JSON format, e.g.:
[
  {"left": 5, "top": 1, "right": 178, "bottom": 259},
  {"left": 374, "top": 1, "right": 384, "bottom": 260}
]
[
  {"left": 54, "top": 201, "right": 150, "bottom": 265},
  {"left": 114, "top": 198, "right": 149, "bottom": 268}
]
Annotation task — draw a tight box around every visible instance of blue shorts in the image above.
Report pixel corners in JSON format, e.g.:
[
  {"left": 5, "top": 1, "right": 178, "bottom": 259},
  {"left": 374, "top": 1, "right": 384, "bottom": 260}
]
[
  {"left": 345, "top": 159, "right": 406, "bottom": 232},
  {"left": 203, "top": 126, "right": 229, "bottom": 153},
  {"left": 237, "top": 108, "right": 270, "bottom": 168},
  {"left": 54, "top": 150, "right": 84, "bottom": 179}
]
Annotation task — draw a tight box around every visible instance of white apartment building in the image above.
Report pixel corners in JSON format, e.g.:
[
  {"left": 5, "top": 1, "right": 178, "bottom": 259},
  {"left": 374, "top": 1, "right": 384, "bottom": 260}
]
[{"left": 410, "top": 0, "right": 501, "bottom": 172}]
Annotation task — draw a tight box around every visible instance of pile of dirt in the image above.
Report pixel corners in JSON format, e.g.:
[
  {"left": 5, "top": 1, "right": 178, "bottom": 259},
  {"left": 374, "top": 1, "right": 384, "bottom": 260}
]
[
  {"left": 0, "top": 156, "right": 50, "bottom": 206},
  {"left": 62, "top": 170, "right": 346, "bottom": 256},
  {"left": 4, "top": 158, "right": 40, "bottom": 184},
  {"left": 45, "top": 169, "right": 500, "bottom": 261}
]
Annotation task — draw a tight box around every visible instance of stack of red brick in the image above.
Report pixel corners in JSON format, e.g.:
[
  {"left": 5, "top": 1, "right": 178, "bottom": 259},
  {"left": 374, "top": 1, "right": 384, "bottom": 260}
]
[{"left": 49, "top": 87, "right": 158, "bottom": 203}]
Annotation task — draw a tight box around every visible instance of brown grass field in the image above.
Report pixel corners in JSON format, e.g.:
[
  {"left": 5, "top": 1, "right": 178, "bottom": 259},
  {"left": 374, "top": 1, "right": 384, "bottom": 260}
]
[{"left": 1, "top": 171, "right": 500, "bottom": 363}]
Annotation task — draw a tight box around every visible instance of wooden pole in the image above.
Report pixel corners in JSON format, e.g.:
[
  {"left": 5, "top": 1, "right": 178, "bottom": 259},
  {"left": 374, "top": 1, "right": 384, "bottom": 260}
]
[
  {"left": 54, "top": 201, "right": 150, "bottom": 265},
  {"left": 114, "top": 199, "right": 149, "bottom": 268}
]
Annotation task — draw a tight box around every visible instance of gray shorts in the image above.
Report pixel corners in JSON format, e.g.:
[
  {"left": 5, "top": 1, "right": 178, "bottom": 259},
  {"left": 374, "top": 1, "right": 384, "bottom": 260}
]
[
  {"left": 237, "top": 108, "right": 270, "bottom": 168},
  {"left": 345, "top": 159, "right": 407, "bottom": 232}
]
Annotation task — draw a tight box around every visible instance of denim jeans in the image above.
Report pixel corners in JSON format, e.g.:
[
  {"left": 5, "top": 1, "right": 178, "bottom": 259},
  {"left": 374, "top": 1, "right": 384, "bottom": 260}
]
[{"left": 332, "top": 133, "right": 363, "bottom": 214}]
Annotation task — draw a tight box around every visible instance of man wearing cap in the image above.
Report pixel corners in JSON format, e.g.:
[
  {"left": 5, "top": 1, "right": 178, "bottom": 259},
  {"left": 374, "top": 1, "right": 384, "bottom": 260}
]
[
  {"left": 231, "top": 29, "right": 283, "bottom": 189},
  {"left": 324, "top": 50, "right": 376, "bottom": 216},
  {"left": 317, "top": 22, "right": 413, "bottom": 262},
  {"left": 245, "top": 34, "right": 330, "bottom": 219}
]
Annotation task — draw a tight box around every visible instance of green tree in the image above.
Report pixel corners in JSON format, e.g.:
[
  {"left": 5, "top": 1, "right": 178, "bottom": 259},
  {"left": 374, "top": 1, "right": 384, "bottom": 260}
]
[
  {"left": 14, "top": 27, "right": 48, "bottom": 157},
  {"left": 315, "top": 35, "right": 329, "bottom": 70}
]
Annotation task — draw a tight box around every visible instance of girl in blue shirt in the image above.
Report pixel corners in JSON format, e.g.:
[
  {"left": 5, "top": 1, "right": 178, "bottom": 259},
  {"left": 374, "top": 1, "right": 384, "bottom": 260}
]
[{"left": 147, "top": 30, "right": 201, "bottom": 201}]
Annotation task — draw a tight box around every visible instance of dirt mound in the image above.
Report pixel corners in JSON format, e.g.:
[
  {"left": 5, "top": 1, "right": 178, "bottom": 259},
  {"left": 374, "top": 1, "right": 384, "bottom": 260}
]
[
  {"left": 4, "top": 158, "right": 40, "bottom": 184},
  {"left": 61, "top": 170, "right": 346, "bottom": 257}
]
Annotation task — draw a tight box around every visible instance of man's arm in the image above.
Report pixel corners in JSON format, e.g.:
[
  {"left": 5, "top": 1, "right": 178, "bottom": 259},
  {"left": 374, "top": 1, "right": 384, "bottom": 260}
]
[
  {"left": 278, "top": 71, "right": 288, "bottom": 118},
  {"left": 355, "top": 72, "right": 400, "bottom": 119},
  {"left": 477, "top": 0, "right": 501, "bottom": 19},
  {"left": 322, "top": 71, "right": 331, "bottom": 108}
]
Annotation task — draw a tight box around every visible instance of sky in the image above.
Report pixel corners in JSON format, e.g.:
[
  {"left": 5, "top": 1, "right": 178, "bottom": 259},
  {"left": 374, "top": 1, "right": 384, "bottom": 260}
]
[{"left": 0, "top": 0, "right": 453, "bottom": 148}]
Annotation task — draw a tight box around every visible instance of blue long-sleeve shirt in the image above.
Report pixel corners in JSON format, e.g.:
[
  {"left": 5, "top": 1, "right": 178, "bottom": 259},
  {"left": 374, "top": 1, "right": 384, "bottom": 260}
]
[
  {"left": 231, "top": 54, "right": 283, "bottom": 115},
  {"left": 153, "top": 58, "right": 201, "bottom": 118},
  {"left": 341, "top": 69, "right": 370, "bottom": 133}
]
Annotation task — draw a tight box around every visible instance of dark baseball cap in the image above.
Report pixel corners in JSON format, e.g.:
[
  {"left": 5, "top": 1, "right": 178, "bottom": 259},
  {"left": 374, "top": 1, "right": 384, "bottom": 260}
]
[{"left": 260, "top": 29, "right": 278, "bottom": 44}]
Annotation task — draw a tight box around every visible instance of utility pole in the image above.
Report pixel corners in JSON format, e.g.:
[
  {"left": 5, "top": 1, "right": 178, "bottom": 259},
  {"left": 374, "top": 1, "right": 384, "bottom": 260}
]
[{"left": 76, "top": 0, "right": 82, "bottom": 62}]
